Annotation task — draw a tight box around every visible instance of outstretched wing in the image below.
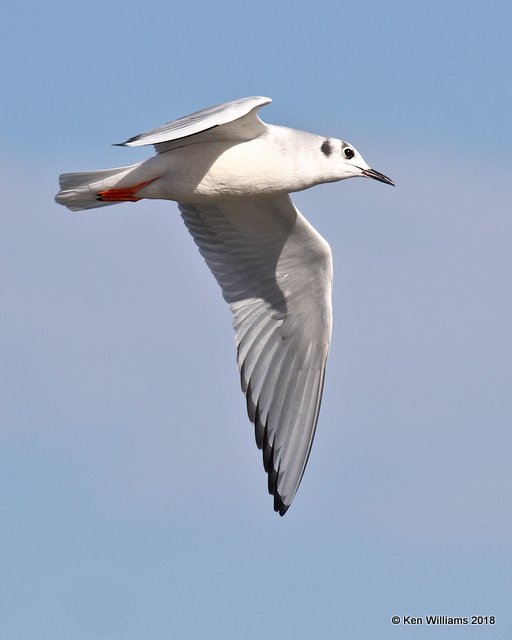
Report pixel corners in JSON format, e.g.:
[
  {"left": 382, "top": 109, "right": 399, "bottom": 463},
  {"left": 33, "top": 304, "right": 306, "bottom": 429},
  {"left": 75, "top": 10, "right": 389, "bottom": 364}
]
[
  {"left": 179, "top": 195, "right": 333, "bottom": 515},
  {"left": 117, "top": 96, "right": 271, "bottom": 153}
]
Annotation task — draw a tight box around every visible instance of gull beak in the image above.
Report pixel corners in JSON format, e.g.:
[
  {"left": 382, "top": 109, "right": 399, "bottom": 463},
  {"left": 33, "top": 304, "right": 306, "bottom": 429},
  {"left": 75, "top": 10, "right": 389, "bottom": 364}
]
[{"left": 361, "top": 167, "right": 395, "bottom": 186}]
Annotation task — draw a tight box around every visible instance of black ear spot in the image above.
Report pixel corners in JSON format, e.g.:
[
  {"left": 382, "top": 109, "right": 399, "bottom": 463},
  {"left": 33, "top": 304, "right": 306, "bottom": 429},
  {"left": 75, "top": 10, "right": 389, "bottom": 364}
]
[{"left": 321, "top": 139, "right": 333, "bottom": 157}]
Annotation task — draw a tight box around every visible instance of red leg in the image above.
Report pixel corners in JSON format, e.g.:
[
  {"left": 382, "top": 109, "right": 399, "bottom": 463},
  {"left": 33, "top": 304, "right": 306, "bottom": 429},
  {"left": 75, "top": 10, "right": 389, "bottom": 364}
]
[{"left": 97, "top": 178, "right": 158, "bottom": 203}]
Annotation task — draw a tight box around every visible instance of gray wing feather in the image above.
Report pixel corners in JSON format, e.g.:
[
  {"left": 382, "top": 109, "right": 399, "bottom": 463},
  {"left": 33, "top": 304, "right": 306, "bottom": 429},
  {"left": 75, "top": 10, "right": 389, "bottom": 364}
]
[
  {"left": 178, "top": 195, "right": 333, "bottom": 514},
  {"left": 117, "top": 96, "right": 271, "bottom": 152}
]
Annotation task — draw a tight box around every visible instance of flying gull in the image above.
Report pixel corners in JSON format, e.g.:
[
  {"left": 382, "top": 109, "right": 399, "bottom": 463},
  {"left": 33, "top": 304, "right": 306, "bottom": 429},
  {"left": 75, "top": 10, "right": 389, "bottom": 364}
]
[{"left": 55, "top": 96, "right": 394, "bottom": 515}]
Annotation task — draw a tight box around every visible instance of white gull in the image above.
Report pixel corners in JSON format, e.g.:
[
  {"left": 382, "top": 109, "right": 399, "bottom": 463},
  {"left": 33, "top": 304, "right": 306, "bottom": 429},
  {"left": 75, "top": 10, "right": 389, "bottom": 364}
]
[{"left": 55, "top": 96, "right": 394, "bottom": 515}]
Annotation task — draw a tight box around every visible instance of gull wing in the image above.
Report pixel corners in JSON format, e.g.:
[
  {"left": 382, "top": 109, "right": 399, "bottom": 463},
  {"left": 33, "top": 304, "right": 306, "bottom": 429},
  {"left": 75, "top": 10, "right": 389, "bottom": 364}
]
[
  {"left": 179, "top": 195, "right": 333, "bottom": 515},
  {"left": 117, "top": 96, "right": 271, "bottom": 153}
]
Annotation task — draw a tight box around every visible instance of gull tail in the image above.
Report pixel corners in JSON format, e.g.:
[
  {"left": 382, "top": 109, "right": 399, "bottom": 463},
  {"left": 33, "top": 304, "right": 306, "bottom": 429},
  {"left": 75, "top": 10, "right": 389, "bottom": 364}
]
[{"left": 55, "top": 163, "right": 142, "bottom": 211}]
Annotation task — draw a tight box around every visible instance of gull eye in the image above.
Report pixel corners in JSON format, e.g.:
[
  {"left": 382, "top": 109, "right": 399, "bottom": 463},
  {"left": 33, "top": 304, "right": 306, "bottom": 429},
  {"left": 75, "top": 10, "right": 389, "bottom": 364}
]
[{"left": 343, "top": 147, "right": 355, "bottom": 159}]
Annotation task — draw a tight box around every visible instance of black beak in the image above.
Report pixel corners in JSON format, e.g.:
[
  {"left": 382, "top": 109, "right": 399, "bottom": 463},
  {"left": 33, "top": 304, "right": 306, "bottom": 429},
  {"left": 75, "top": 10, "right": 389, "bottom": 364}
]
[{"left": 362, "top": 167, "right": 395, "bottom": 186}]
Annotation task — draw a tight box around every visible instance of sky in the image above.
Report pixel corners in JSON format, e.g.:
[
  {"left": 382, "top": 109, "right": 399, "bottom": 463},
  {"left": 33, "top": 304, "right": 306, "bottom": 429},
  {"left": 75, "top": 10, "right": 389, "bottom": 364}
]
[{"left": 1, "top": 1, "right": 511, "bottom": 638}]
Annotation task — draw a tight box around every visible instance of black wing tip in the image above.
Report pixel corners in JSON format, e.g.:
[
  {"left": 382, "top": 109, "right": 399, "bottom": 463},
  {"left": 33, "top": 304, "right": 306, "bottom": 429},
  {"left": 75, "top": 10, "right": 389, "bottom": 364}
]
[
  {"left": 112, "top": 136, "right": 138, "bottom": 147},
  {"left": 253, "top": 418, "right": 292, "bottom": 516},
  {"left": 267, "top": 455, "right": 291, "bottom": 516},
  {"left": 274, "top": 496, "right": 290, "bottom": 516}
]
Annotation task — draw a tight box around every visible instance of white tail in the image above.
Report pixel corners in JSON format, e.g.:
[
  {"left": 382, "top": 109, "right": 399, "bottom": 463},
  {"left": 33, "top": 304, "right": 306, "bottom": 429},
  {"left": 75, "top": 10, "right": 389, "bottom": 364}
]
[{"left": 55, "top": 163, "right": 141, "bottom": 211}]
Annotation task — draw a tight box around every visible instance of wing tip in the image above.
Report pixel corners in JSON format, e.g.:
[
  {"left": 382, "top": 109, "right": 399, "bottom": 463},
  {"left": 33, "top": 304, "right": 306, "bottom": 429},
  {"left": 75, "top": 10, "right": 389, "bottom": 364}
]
[
  {"left": 113, "top": 136, "right": 140, "bottom": 147},
  {"left": 274, "top": 495, "right": 290, "bottom": 516},
  {"left": 266, "top": 454, "right": 292, "bottom": 516}
]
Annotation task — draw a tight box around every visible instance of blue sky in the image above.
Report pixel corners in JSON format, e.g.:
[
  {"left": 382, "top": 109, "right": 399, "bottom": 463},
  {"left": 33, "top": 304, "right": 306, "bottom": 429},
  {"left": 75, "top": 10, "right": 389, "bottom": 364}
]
[{"left": 1, "top": 1, "right": 511, "bottom": 638}]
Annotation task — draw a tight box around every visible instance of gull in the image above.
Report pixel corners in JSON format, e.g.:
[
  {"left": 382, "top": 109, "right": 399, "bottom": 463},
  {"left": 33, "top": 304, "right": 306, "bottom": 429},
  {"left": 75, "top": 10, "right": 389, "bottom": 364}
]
[{"left": 55, "top": 96, "right": 394, "bottom": 515}]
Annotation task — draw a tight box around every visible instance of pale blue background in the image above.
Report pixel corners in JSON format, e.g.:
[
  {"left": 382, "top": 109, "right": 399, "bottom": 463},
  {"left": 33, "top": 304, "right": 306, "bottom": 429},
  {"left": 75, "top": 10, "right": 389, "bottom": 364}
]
[{"left": 1, "top": 1, "right": 511, "bottom": 638}]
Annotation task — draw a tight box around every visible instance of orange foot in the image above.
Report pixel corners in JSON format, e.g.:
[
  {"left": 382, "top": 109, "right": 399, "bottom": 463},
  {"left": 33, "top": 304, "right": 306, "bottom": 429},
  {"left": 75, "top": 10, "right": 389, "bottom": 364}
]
[{"left": 97, "top": 178, "right": 158, "bottom": 203}]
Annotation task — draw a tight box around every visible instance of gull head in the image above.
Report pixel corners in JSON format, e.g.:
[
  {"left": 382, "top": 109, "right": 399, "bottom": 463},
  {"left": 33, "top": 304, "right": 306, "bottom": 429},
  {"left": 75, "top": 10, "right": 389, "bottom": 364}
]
[{"left": 320, "top": 137, "right": 395, "bottom": 186}]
